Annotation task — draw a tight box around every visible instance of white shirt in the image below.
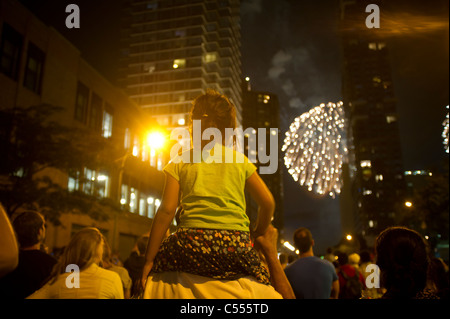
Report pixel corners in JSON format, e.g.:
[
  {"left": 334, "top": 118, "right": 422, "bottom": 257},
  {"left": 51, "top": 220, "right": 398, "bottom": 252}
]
[{"left": 27, "top": 263, "right": 124, "bottom": 299}]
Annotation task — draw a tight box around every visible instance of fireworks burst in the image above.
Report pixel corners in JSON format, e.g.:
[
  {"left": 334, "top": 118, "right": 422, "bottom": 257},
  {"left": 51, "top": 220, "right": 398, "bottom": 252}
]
[
  {"left": 443, "top": 105, "right": 449, "bottom": 154},
  {"left": 282, "top": 101, "right": 347, "bottom": 198}
]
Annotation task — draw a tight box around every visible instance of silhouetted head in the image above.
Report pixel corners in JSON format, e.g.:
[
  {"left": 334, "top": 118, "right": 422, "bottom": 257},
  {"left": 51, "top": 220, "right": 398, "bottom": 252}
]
[
  {"left": 375, "top": 226, "right": 430, "bottom": 298},
  {"left": 12, "top": 211, "right": 45, "bottom": 248},
  {"left": 293, "top": 227, "right": 313, "bottom": 253}
]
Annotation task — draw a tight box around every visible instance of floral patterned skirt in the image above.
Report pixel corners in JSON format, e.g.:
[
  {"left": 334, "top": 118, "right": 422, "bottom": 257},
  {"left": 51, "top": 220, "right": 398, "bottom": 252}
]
[{"left": 151, "top": 228, "right": 271, "bottom": 285}]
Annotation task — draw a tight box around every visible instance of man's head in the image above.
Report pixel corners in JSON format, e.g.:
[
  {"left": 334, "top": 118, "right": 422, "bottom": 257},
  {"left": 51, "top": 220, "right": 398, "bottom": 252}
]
[
  {"left": 293, "top": 227, "right": 314, "bottom": 254},
  {"left": 12, "top": 211, "right": 46, "bottom": 249}
]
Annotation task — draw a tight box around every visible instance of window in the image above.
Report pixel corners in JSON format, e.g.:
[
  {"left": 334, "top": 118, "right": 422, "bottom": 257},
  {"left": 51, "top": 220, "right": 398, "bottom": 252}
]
[
  {"left": 360, "top": 160, "right": 372, "bottom": 168},
  {"left": 67, "top": 169, "right": 81, "bottom": 192},
  {"left": 102, "top": 109, "right": 113, "bottom": 138},
  {"left": 139, "top": 195, "right": 147, "bottom": 217},
  {"left": 124, "top": 128, "right": 131, "bottom": 150},
  {"left": 89, "top": 93, "right": 102, "bottom": 132},
  {"left": 129, "top": 187, "right": 137, "bottom": 213},
  {"left": 147, "top": 197, "right": 155, "bottom": 218},
  {"left": 386, "top": 115, "right": 397, "bottom": 124},
  {"left": 23, "top": 42, "right": 45, "bottom": 94},
  {"left": 173, "top": 59, "right": 186, "bottom": 69},
  {"left": 0, "top": 23, "right": 23, "bottom": 80},
  {"left": 82, "top": 168, "right": 109, "bottom": 198},
  {"left": 203, "top": 53, "right": 216, "bottom": 63},
  {"left": 74, "top": 82, "right": 89, "bottom": 123},
  {"left": 120, "top": 184, "right": 128, "bottom": 205},
  {"left": 132, "top": 135, "right": 140, "bottom": 157}
]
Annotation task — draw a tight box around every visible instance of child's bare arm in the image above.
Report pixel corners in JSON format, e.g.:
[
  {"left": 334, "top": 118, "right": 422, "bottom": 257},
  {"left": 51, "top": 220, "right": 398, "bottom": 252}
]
[
  {"left": 245, "top": 172, "right": 275, "bottom": 237},
  {"left": 141, "top": 173, "right": 179, "bottom": 286}
]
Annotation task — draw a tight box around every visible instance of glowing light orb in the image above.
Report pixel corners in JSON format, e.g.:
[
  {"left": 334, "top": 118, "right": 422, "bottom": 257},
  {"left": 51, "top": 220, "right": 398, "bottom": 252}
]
[
  {"left": 443, "top": 105, "right": 449, "bottom": 154},
  {"left": 282, "top": 101, "right": 347, "bottom": 198}
]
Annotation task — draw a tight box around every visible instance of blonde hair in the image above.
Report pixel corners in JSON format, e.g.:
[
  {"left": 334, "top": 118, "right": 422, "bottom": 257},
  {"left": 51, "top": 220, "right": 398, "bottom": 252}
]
[{"left": 47, "top": 227, "right": 103, "bottom": 284}]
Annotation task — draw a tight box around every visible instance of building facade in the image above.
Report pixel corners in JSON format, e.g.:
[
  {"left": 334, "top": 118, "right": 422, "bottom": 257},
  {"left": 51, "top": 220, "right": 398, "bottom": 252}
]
[
  {"left": 339, "top": 0, "right": 406, "bottom": 243},
  {"left": 242, "top": 84, "right": 284, "bottom": 232},
  {"left": 118, "top": 0, "right": 243, "bottom": 131},
  {"left": 0, "top": 0, "right": 168, "bottom": 261}
]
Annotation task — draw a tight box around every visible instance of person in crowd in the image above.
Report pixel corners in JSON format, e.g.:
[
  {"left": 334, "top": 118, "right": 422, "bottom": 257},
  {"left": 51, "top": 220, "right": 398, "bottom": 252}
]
[
  {"left": 427, "top": 257, "right": 449, "bottom": 299},
  {"left": 336, "top": 252, "right": 365, "bottom": 299},
  {"left": 0, "top": 210, "right": 57, "bottom": 298},
  {"left": 102, "top": 237, "right": 132, "bottom": 298},
  {"left": 27, "top": 227, "right": 123, "bottom": 299},
  {"left": 140, "top": 90, "right": 290, "bottom": 298},
  {"left": 324, "top": 247, "right": 336, "bottom": 264},
  {"left": 359, "top": 249, "right": 384, "bottom": 299},
  {"left": 284, "top": 227, "right": 339, "bottom": 299},
  {"left": 375, "top": 226, "right": 439, "bottom": 299},
  {"left": 348, "top": 253, "right": 361, "bottom": 269},
  {"left": 0, "top": 203, "right": 18, "bottom": 278},
  {"left": 124, "top": 234, "right": 149, "bottom": 297}
]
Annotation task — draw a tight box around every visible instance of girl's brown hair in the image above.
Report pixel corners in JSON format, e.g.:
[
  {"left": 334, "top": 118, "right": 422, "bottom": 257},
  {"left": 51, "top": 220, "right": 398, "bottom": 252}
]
[{"left": 189, "top": 89, "right": 237, "bottom": 145}]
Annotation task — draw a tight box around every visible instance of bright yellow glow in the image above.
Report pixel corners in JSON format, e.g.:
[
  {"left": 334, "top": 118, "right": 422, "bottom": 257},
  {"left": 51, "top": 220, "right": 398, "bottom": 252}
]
[
  {"left": 147, "top": 131, "right": 166, "bottom": 150},
  {"left": 346, "top": 234, "right": 352, "bottom": 241},
  {"left": 173, "top": 63, "right": 179, "bottom": 69},
  {"left": 405, "top": 201, "right": 413, "bottom": 208},
  {"left": 283, "top": 241, "right": 296, "bottom": 252}
]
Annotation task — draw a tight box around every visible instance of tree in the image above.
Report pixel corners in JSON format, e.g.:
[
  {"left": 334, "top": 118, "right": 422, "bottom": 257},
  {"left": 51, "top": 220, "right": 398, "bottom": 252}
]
[
  {"left": 396, "top": 161, "right": 449, "bottom": 246},
  {"left": 0, "top": 104, "right": 122, "bottom": 225}
]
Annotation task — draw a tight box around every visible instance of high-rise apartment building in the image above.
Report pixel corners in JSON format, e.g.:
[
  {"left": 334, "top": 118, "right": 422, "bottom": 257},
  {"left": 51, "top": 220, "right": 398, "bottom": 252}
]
[
  {"left": 242, "top": 84, "right": 284, "bottom": 232},
  {"left": 118, "top": 0, "right": 242, "bottom": 130},
  {"left": 339, "top": 0, "right": 406, "bottom": 243}
]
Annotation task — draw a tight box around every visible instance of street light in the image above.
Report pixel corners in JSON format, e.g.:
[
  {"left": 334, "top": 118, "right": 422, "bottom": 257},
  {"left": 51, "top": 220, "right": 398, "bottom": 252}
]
[
  {"left": 112, "top": 130, "right": 167, "bottom": 250},
  {"left": 147, "top": 131, "right": 166, "bottom": 150},
  {"left": 405, "top": 201, "right": 413, "bottom": 208},
  {"left": 346, "top": 234, "right": 352, "bottom": 241}
]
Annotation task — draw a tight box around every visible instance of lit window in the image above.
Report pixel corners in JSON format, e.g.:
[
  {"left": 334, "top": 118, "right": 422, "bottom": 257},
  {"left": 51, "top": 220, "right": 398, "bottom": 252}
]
[
  {"left": 360, "top": 160, "right": 372, "bottom": 168},
  {"left": 368, "top": 43, "right": 377, "bottom": 50},
  {"left": 132, "top": 135, "right": 139, "bottom": 157},
  {"left": 204, "top": 53, "right": 216, "bottom": 63},
  {"left": 124, "top": 128, "right": 131, "bottom": 149},
  {"left": 363, "top": 189, "right": 372, "bottom": 196},
  {"left": 120, "top": 184, "right": 128, "bottom": 205},
  {"left": 375, "top": 174, "right": 383, "bottom": 182},
  {"left": 102, "top": 110, "right": 113, "bottom": 138},
  {"left": 372, "top": 76, "right": 382, "bottom": 83},
  {"left": 369, "top": 220, "right": 374, "bottom": 228},
  {"left": 386, "top": 115, "right": 397, "bottom": 123},
  {"left": 173, "top": 59, "right": 186, "bottom": 69},
  {"left": 130, "top": 188, "right": 137, "bottom": 213},
  {"left": 139, "top": 195, "right": 146, "bottom": 216},
  {"left": 147, "top": 197, "right": 155, "bottom": 218}
]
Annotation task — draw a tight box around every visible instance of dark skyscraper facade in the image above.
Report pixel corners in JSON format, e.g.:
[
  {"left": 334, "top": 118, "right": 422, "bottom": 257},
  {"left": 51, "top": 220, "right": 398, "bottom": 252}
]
[
  {"left": 118, "top": 0, "right": 242, "bottom": 130},
  {"left": 339, "top": 0, "right": 406, "bottom": 243},
  {"left": 242, "top": 84, "right": 284, "bottom": 232}
]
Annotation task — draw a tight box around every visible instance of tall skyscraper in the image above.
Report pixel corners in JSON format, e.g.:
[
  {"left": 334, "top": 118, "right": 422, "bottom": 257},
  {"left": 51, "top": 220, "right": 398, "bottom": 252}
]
[
  {"left": 339, "top": 0, "right": 406, "bottom": 244},
  {"left": 242, "top": 82, "right": 284, "bottom": 232},
  {"left": 118, "top": 0, "right": 243, "bottom": 130}
]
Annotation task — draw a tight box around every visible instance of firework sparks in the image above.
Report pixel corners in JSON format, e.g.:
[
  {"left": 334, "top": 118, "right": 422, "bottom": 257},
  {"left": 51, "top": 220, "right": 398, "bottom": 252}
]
[
  {"left": 282, "top": 102, "right": 347, "bottom": 198},
  {"left": 443, "top": 105, "right": 449, "bottom": 154}
]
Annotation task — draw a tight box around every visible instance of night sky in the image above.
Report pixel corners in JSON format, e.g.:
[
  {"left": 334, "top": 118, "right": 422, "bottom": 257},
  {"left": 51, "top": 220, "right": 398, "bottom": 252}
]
[{"left": 18, "top": 0, "right": 449, "bottom": 254}]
